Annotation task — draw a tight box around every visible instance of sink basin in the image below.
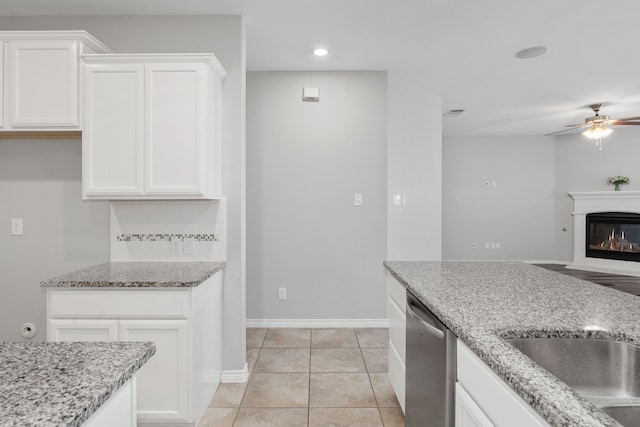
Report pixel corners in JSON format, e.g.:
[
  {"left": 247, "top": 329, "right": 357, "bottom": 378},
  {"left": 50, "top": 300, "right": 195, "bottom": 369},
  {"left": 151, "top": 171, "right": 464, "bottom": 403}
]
[
  {"left": 506, "top": 338, "right": 640, "bottom": 399},
  {"left": 601, "top": 405, "right": 640, "bottom": 427}
]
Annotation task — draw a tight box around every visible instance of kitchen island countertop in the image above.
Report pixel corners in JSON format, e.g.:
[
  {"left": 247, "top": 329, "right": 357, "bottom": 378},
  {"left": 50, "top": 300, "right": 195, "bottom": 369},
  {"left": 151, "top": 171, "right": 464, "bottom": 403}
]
[
  {"left": 0, "top": 341, "right": 155, "bottom": 427},
  {"left": 384, "top": 261, "right": 640, "bottom": 427},
  {"left": 40, "top": 261, "right": 225, "bottom": 288}
]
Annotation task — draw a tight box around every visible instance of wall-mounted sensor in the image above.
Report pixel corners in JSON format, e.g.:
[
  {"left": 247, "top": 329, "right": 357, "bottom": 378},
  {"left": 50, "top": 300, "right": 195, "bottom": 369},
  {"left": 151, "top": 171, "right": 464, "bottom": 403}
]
[
  {"left": 21, "top": 323, "right": 36, "bottom": 339},
  {"left": 303, "top": 87, "right": 320, "bottom": 102}
]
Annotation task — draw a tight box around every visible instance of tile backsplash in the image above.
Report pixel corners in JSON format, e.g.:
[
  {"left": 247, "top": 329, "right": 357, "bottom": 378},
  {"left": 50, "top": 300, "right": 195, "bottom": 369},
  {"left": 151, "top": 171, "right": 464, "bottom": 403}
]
[{"left": 110, "top": 200, "right": 226, "bottom": 262}]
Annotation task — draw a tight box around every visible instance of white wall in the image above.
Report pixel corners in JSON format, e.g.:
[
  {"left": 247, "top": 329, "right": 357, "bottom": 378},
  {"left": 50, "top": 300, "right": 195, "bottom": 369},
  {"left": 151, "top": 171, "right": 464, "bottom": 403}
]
[
  {"left": 246, "top": 71, "right": 388, "bottom": 322},
  {"left": 0, "top": 16, "right": 246, "bottom": 373},
  {"left": 442, "top": 136, "right": 555, "bottom": 260},
  {"left": 0, "top": 139, "right": 110, "bottom": 341},
  {"left": 387, "top": 72, "right": 442, "bottom": 260},
  {"left": 554, "top": 127, "right": 640, "bottom": 261}
]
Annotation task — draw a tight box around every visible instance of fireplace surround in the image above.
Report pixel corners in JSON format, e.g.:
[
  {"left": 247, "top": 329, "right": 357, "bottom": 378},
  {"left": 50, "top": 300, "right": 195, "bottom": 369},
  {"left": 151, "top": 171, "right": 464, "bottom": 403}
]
[{"left": 569, "top": 191, "right": 640, "bottom": 276}]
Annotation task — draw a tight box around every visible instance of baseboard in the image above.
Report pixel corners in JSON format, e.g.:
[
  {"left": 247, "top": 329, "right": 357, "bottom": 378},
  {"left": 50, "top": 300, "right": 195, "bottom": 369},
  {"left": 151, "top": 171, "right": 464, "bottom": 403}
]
[
  {"left": 221, "top": 364, "right": 249, "bottom": 383},
  {"left": 245, "top": 318, "right": 390, "bottom": 328},
  {"left": 522, "top": 260, "right": 569, "bottom": 265}
]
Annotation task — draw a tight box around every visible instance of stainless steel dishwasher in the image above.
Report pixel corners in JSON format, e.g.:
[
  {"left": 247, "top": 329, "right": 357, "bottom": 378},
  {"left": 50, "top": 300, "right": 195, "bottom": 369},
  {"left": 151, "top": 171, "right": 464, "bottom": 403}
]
[{"left": 405, "top": 292, "right": 456, "bottom": 427}]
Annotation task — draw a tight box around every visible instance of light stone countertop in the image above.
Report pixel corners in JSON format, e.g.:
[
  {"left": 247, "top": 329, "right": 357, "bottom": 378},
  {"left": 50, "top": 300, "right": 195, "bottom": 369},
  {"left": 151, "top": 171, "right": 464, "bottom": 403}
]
[
  {"left": 0, "top": 341, "right": 155, "bottom": 427},
  {"left": 40, "top": 261, "right": 225, "bottom": 288},
  {"left": 384, "top": 261, "right": 640, "bottom": 427}
]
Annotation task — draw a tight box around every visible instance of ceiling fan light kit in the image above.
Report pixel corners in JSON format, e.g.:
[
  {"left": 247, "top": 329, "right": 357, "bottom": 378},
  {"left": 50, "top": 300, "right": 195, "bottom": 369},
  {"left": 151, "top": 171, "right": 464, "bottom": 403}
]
[{"left": 582, "top": 123, "right": 613, "bottom": 140}]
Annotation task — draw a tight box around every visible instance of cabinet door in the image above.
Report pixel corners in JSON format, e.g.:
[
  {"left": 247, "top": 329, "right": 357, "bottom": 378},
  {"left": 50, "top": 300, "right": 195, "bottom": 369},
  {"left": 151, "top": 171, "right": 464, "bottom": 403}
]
[
  {"left": 83, "top": 378, "right": 136, "bottom": 427},
  {"left": 387, "top": 275, "right": 406, "bottom": 413},
  {"left": 7, "top": 40, "right": 79, "bottom": 127},
  {"left": 82, "top": 63, "right": 144, "bottom": 197},
  {"left": 119, "top": 319, "right": 190, "bottom": 424},
  {"left": 48, "top": 319, "right": 118, "bottom": 342},
  {"left": 456, "top": 383, "right": 495, "bottom": 427},
  {"left": 0, "top": 42, "right": 4, "bottom": 129},
  {"left": 144, "top": 63, "right": 206, "bottom": 197}
]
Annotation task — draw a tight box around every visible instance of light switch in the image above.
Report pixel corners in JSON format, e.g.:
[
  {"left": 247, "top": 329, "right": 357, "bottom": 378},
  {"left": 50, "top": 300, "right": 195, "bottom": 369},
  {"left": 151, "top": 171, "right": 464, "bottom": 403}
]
[
  {"left": 11, "top": 218, "right": 23, "bottom": 236},
  {"left": 392, "top": 195, "right": 402, "bottom": 206},
  {"left": 354, "top": 193, "right": 363, "bottom": 206}
]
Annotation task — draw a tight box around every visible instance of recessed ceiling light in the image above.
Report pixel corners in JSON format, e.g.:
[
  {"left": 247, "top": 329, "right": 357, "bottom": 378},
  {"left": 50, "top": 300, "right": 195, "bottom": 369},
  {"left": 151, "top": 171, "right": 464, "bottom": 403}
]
[
  {"left": 313, "top": 48, "right": 329, "bottom": 57},
  {"left": 515, "top": 45, "right": 550, "bottom": 59}
]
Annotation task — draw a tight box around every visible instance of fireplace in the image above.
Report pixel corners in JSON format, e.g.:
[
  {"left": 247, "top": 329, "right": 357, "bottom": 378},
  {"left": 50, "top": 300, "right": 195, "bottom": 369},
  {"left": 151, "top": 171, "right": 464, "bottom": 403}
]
[
  {"left": 569, "top": 191, "right": 640, "bottom": 276},
  {"left": 586, "top": 212, "right": 640, "bottom": 262}
]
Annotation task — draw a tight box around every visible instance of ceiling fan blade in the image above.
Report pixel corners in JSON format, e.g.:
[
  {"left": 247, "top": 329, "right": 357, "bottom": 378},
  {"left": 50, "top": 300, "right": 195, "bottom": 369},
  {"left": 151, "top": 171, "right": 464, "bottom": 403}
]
[
  {"left": 609, "top": 117, "right": 640, "bottom": 125},
  {"left": 564, "top": 123, "right": 584, "bottom": 127},
  {"left": 611, "top": 121, "right": 640, "bottom": 126},
  {"left": 612, "top": 116, "right": 640, "bottom": 122},
  {"left": 545, "top": 126, "right": 584, "bottom": 136}
]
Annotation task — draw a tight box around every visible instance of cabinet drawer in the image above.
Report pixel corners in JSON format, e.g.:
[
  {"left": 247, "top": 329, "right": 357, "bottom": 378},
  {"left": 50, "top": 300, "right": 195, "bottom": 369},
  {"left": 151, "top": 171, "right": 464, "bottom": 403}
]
[
  {"left": 388, "top": 296, "right": 406, "bottom": 360},
  {"left": 389, "top": 341, "right": 406, "bottom": 414},
  {"left": 48, "top": 289, "right": 189, "bottom": 318},
  {"left": 456, "top": 383, "right": 495, "bottom": 427},
  {"left": 388, "top": 275, "right": 406, "bottom": 309}
]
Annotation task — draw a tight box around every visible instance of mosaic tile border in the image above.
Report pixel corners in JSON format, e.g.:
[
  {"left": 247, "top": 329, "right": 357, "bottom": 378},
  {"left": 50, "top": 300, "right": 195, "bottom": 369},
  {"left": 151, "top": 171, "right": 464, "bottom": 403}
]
[{"left": 116, "top": 233, "right": 217, "bottom": 242}]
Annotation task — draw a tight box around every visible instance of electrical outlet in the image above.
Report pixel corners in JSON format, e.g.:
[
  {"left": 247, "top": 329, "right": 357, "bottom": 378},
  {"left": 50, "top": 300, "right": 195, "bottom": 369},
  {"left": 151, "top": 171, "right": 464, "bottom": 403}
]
[
  {"left": 472, "top": 242, "right": 477, "bottom": 249},
  {"left": 183, "top": 237, "right": 195, "bottom": 255},
  {"left": 485, "top": 242, "right": 490, "bottom": 249},
  {"left": 170, "top": 238, "right": 183, "bottom": 255},
  {"left": 490, "top": 243, "right": 496, "bottom": 250},
  {"left": 496, "top": 242, "right": 501, "bottom": 250},
  {"left": 278, "top": 287, "right": 287, "bottom": 300},
  {"left": 354, "top": 193, "right": 363, "bottom": 206}
]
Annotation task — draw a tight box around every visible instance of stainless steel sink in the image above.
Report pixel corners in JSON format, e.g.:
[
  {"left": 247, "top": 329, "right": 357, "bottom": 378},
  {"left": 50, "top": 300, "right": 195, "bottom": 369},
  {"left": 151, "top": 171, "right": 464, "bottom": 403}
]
[
  {"left": 506, "top": 338, "right": 640, "bottom": 399},
  {"left": 601, "top": 405, "right": 640, "bottom": 427}
]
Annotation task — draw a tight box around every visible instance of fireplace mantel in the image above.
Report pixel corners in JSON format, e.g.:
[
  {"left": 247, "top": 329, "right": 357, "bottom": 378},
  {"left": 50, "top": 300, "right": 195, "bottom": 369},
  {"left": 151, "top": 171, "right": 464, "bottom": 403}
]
[{"left": 568, "top": 191, "right": 640, "bottom": 276}]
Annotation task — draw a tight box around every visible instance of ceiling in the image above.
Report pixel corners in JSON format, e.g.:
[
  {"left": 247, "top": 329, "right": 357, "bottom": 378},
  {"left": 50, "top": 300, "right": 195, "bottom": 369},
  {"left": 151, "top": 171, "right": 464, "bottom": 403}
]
[{"left": 2, "top": 0, "right": 640, "bottom": 136}]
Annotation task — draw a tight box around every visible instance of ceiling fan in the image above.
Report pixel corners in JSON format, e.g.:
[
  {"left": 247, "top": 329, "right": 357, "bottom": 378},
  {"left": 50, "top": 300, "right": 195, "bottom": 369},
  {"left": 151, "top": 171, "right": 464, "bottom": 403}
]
[{"left": 545, "top": 103, "right": 640, "bottom": 138}]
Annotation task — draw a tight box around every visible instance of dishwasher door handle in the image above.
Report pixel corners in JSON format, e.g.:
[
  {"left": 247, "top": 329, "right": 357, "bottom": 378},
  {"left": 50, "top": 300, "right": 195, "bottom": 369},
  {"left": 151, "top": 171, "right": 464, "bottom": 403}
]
[{"left": 406, "top": 298, "right": 445, "bottom": 339}]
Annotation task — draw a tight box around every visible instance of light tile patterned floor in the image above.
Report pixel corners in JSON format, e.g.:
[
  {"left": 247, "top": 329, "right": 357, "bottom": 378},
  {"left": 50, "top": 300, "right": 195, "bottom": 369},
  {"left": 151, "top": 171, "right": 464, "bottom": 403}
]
[{"left": 200, "top": 328, "right": 405, "bottom": 427}]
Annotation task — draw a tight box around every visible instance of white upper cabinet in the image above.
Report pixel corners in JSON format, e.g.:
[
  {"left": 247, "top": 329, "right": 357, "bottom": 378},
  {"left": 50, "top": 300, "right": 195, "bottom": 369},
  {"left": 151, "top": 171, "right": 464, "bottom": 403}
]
[
  {"left": 82, "top": 54, "right": 226, "bottom": 200},
  {"left": 0, "top": 31, "right": 112, "bottom": 132}
]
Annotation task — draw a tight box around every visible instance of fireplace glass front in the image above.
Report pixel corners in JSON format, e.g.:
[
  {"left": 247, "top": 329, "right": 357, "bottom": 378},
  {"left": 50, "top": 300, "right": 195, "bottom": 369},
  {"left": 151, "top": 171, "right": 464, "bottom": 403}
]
[{"left": 586, "top": 212, "right": 640, "bottom": 262}]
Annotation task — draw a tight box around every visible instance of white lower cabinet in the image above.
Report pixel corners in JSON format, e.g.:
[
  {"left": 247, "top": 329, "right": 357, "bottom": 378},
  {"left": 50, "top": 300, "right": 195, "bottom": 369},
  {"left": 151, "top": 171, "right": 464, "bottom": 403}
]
[
  {"left": 456, "top": 383, "right": 495, "bottom": 427},
  {"left": 47, "top": 273, "right": 222, "bottom": 427},
  {"left": 456, "top": 341, "right": 550, "bottom": 427},
  {"left": 387, "top": 274, "right": 406, "bottom": 413},
  {"left": 119, "top": 320, "right": 190, "bottom": 423},
  {"left": 83, "top": 377, "right": 137, "bottom": 427},
  {"left": 49, "top": 319, "right": 118, "bottom": 342}
]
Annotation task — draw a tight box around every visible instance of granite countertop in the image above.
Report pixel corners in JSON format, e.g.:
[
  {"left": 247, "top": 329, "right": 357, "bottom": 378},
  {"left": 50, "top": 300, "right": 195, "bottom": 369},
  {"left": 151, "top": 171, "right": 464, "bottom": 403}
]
[
  {"left": 41, "top": 261, "right": 225, "bottom": 288},
  {"left": 384, "top": 261, "right": 640, "bottom": 427},
  {"left": 0, "top": 341, "right": 155, "bottom": 427}
]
